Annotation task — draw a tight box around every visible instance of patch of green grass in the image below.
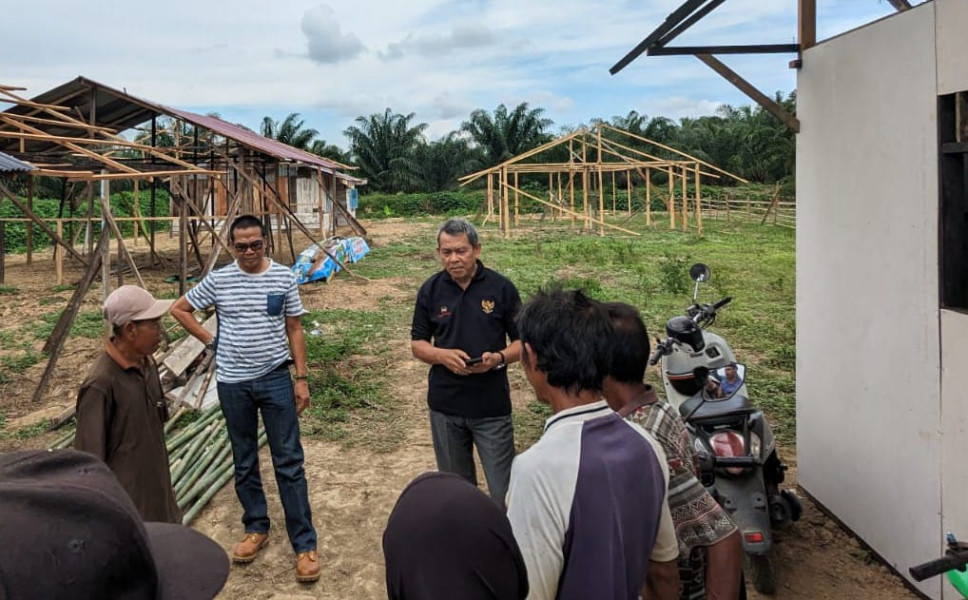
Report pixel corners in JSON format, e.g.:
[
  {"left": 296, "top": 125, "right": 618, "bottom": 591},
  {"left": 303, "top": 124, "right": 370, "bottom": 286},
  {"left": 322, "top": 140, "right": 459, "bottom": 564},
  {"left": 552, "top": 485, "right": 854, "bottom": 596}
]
[
  {"left": 12, "top": 422, "right": 48, "bottom": 440},
  {"left": 52, "top": 284, "right": 75, "bottom": 293},
  {"left": 38, "top": 296, "right": 62, "bottom": 306},
  {"left": 0, "top": 285, "right": 18, "bottom": 295},
  {"left": 32, "top": 309, "right": 106, "bottom": 340},
  {"left": 1, "top": 350, "right": 41, "bottom": 373}
]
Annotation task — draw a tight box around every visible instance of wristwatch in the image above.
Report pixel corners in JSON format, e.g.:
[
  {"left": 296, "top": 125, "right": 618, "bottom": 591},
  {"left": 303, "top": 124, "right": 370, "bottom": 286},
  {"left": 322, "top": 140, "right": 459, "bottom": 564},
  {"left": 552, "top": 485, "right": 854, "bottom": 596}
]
[{"left": 204, "top": 337, "right": 216, "bottom": 351}]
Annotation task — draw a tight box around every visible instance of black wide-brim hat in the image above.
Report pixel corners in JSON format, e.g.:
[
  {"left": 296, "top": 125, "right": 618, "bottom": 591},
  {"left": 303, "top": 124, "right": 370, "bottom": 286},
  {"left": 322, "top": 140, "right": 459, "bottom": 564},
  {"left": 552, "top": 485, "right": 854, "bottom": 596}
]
[{"left": 0, "top": 450, "right": 229, "bottom": 600}]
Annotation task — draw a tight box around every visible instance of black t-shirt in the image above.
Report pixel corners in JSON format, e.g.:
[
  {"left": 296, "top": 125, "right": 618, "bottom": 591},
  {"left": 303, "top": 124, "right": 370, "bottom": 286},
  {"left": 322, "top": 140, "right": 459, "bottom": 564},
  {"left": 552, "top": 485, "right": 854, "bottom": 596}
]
[{"left": 411, "top": 261, "right": 521, "bottom": 418}]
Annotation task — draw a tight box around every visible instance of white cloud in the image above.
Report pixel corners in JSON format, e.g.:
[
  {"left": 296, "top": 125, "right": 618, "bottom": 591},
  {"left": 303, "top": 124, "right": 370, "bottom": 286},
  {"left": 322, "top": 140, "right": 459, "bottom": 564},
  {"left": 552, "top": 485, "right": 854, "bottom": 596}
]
[
  {"left": 0, "top": 0, "right": 898, "bottom": 149},
  {"left": 381, "top": 23, "right": 496, "bottom": 60},
  {"left": 302, "top": 4, "right": 365, "bottom": 64},
  {"left": 643, "top": 96, "right": 724, "bottom": 120}
]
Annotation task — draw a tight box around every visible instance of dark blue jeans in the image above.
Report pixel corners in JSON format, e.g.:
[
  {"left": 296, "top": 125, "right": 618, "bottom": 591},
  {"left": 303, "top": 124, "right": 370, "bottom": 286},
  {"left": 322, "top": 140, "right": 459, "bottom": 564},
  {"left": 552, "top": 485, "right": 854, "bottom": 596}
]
[
  {"left": 217, "top": 366, "right": 316, "bottom": 553},
  {"left": 429, "top": 410, "right": 515, "bottom": 509}
]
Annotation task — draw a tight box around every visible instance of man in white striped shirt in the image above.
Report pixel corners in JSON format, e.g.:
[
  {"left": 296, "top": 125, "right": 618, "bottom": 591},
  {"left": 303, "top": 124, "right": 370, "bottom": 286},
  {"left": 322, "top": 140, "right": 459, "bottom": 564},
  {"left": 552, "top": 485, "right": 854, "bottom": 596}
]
[{"left": 171, "top": 214, "right": 319, "bottom": 583}]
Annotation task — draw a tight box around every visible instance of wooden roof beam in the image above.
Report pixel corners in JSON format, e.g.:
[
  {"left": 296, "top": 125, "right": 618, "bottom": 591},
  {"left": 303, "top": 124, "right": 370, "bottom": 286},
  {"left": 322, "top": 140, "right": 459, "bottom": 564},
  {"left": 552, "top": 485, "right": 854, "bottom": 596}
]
[
  {"left": 610, "top": 0, "right": 711, "bottom": 74},
  {"left": 649, "top": 44, "right": 799, "bottom": 56},
  {"left": 694, "top": 54, "right": 800, "bottom": 134}
]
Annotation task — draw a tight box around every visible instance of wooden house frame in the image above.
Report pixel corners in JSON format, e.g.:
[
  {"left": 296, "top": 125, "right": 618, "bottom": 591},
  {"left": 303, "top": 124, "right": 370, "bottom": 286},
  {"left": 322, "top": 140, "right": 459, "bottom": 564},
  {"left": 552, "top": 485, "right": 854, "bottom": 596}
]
[{"left": 458, "top": 123, "right": 745, "bottom": 236}]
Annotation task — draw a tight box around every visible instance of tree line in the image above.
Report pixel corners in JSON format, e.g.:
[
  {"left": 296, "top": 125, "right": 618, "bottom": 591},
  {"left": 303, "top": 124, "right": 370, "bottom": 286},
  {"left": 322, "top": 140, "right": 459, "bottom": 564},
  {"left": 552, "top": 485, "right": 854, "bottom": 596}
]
[
  {"left": 264, "top": 92, "right": 796, "bottom": 194},
  {"left": 4, "top": 93, "right": 795, "bottom": 201}
]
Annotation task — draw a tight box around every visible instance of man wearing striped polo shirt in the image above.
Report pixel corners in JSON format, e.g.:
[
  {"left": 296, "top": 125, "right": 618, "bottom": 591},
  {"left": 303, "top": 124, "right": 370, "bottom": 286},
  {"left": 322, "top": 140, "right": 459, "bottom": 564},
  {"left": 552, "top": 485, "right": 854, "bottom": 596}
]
[
  {"left": 171, "top": 214, "right": 319, "bottom": 583},
  {"left": 507, "top": 288, "right": 679, "bottom": 600}
]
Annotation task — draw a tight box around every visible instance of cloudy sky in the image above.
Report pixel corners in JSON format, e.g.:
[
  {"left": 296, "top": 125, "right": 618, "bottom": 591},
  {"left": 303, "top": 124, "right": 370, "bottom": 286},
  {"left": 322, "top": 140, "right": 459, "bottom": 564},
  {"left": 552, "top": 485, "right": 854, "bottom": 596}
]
[{"left": 3, "top": 1, "right": 908, "bottom": 148}]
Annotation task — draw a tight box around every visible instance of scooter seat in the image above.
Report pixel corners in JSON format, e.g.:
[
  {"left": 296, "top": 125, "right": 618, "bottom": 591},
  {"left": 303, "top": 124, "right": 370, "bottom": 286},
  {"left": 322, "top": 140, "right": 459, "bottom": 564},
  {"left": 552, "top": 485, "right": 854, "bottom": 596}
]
[{"left": 680, "top": 393, "right": 755, "bottom": 424}]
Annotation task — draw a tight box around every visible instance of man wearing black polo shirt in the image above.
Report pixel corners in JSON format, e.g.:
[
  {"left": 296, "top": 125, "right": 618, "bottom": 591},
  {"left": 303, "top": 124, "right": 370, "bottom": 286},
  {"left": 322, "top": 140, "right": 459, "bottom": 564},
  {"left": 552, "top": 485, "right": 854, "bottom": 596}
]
[{"left": 411, "top": 217, "right": 522, "bottom": 509}]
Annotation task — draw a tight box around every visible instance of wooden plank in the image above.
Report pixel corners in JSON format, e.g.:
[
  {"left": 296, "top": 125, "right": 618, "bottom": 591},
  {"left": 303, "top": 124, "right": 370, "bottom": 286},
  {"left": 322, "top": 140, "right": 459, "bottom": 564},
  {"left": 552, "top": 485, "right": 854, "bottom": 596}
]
[
  {"left": 26, "top": 177, "right": 33, "bottom": 265},
  {"left": 162, "top": 316, "right": 218, "bottom": 377},
  {"left": 648, "top": 44, "right": 799, "bottom": 56},
  {"left": 97, "top": 193, "right": 147, "bottom": 289},
  {"left": 0, "top": 221, "right": 4, "bottom": 284},
  {"left": 799, "top": 0, "right": 817, "bottom": 51},
  {"left": 55, "top": 220, "right": 63, "bottom": 285},
  {"left": 695, "top": 54, "right": 801, "bottom": 133},
  {"left": 34, "top": 227, "right": 109, "bottom": 402}
]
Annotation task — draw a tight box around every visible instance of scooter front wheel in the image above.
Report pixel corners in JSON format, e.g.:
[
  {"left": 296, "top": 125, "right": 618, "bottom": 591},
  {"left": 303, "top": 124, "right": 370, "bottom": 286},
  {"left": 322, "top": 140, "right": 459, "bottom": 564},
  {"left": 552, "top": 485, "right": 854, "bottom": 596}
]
[{"left": 745, "top": 553, "right": 777, "bottom": 595}]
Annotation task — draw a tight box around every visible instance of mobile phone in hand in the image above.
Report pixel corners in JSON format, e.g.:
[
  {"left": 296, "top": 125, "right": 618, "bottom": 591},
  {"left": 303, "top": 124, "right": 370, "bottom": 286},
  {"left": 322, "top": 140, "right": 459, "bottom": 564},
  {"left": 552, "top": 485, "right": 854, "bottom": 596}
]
[{"left": 464, "top": 356, "right": 484, "bottom": 366}]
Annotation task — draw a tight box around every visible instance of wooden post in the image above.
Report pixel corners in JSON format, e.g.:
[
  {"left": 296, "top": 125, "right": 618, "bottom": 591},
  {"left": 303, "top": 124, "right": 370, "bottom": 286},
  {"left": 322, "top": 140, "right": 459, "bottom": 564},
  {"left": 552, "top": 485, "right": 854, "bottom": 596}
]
[
  {"left": 179, "top": 187, "right": 188, "bottom": 296},
  {"left": 0, "top": 221, "right": 4, "bottom": 284},
  {"left": 568, "top": 170, "right": 575, "bottom": 226},
  {"left": 582, "top": 139, "right": 590, "bottom": 230},
  {"left": 681, "top": 165, "right": 689, "bottom": 231},
  {"left": 100, "top": 178, "right": 112, "bottom": 304},
  {"left": 568, "top": 139, "right": 575, "bottom": 226},
  {"left": 611, "top": 171, "right": 617, "bottom": 212},
  {"left": 55, "top": 219, "right": 63, "bottom": 285},
  {"left": 799, "top": 0, "right": 817, "bottom": 52},
  {"left": 625, "top": 171, "right": 632, "bottom": 217},
  {"left": 132, "top": 180, "right": 140, "bottom": 247},
  {"left": 513, "top": 171, "right": 520, "bottom": 227},
  {"left": 597, "top": 132, "right": 605, "bottom": 234},
  {"left": 557, "top": 172, "right": 563, "bottom": 221},
  {"left": 645, "top": 168, "right": 652, "bottom": 225},
  {"left": 695, "top": 163, "right": 703, "bottom": 235},
  {"left": 668, "top": 167, "right": 676, "bottom": 230},
  {"left": 26, "top": 177, "right": 33, "bottom": 265},
  {"left": 487, "top": 172, "right": 494, "bottom": 218}
]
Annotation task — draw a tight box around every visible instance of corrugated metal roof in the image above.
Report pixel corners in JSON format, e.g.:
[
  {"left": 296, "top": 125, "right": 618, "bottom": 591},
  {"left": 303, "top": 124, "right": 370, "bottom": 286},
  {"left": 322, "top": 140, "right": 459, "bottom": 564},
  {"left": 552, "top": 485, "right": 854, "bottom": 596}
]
[
  {"left": 0, "top": 150, "right": 35, "bottom": 173},
  {"left": 0, "top": 76, "right": 363, "bottom": 183}
]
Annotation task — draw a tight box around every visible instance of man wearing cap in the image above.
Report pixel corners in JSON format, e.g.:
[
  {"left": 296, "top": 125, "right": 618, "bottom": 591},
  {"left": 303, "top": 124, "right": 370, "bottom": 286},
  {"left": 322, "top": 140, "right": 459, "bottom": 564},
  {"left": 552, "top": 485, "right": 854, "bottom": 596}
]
[
  {"left": 75, "top": 284, "right": 180, "bottom": 524},
  {"left": 171, "top": 214, "right": 319, "bottom": 583},
  {"left": 0, "top": 449, "right": 229, "bottom": 599}
]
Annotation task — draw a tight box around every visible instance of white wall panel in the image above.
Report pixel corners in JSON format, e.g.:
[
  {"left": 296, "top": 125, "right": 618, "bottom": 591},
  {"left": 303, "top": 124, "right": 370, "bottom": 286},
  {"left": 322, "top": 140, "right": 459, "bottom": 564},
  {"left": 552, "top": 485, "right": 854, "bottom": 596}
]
[
  {"left": 796, "top": 3, "right": 942, "bottom": 597},
  {"left": 936, "top": 0, "right": 968, "bottom": 95},
  {"left": 941, "top": 309, "right": 968, "bottom": 599}
]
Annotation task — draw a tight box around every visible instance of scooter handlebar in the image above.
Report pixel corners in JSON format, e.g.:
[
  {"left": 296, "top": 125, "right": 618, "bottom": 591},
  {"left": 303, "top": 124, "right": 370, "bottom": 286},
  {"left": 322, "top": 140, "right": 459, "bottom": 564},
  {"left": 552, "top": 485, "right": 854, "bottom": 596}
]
[
  {"left": 649, "top": 345, "right": 666, "bottom": 366},
  {"left": 909, "top": 551, "right": 968, "bottom": 581},
  {"left": 712, "top": 296, "right": 732, "bottom": 310}
]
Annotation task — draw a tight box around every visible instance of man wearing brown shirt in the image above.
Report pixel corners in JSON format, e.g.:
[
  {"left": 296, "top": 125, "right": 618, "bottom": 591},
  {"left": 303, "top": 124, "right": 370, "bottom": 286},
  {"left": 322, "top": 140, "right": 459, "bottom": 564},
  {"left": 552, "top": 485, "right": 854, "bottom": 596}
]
[{"left": 75, "top": 285, "right": 180, "bottom": 523}]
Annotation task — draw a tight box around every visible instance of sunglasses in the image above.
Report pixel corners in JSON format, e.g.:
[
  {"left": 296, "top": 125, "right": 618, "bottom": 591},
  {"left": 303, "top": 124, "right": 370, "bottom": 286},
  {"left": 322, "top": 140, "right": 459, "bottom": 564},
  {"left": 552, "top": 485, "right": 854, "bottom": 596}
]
[{"left": 233, "top": 239, "right": 264, "bottom": 253}]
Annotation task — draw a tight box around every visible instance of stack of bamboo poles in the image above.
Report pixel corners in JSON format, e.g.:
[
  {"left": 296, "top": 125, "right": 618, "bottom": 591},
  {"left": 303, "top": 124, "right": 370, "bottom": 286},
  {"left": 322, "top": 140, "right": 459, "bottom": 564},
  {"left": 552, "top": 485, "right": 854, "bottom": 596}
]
[{"left": 48, "top": 404, "right": 266, "bottom": 525}]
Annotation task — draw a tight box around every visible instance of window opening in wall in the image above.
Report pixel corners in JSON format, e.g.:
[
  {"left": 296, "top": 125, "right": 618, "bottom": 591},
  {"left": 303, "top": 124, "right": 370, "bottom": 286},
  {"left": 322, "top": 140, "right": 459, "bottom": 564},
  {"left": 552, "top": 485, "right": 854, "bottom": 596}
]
[{"left": 939, "top": 91, "right": 968, "bottom": 310}]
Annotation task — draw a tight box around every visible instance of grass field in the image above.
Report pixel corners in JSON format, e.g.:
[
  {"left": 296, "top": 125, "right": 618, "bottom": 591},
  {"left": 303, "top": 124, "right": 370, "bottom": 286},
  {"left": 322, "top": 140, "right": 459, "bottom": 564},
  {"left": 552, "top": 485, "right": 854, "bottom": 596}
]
[{"left": 300, "top": 213, "right": 796, "bottom": 450}]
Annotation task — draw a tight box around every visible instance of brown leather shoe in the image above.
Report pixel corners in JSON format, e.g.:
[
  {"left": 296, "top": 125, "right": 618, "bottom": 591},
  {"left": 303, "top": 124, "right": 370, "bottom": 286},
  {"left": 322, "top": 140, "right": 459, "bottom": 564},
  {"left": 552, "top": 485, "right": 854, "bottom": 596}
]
[
  {"left": 232, "top": 533, "right": 269, "bottom": 563},
  {"left": 296, "top": 549, "right": 321, "bottom": 583}
]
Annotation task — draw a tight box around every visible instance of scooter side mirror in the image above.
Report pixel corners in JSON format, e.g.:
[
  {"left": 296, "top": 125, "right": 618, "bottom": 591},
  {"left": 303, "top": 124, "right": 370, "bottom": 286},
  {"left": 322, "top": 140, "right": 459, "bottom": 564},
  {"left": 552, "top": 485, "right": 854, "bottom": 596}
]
[
  {"left": 708, "top": 363, "right": 746, "bottom": 399},
  {"left": 690, "top": 263, "right": 710, "bottom": 283}
]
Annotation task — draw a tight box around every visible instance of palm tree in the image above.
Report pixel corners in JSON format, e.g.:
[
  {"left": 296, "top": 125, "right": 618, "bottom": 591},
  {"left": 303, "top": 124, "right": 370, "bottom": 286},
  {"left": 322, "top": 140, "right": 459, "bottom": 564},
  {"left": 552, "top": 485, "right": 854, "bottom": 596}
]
[
  {"left": 413, "top": 133, "right": 482, "bottom": 192},
  {"left": 344, "top": 108, "right": 428, "bottom": 192},
  {"left": 310, "top": 139, "right": 349, "bottom": 165},
  {"left": 260, "top": 113, "right": 318, "bottom": 151},
  {"left": 461, "top": 102, "right": 553, "bottom": 167}
]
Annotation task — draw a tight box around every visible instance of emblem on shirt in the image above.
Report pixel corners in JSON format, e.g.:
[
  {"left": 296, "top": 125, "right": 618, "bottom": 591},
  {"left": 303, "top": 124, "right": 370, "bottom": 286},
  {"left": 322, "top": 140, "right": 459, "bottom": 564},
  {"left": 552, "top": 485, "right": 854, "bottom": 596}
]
[
  {"left": 481, "top": 299, "right": 495, "bottom": 314},
  {"left": 439, "top": 305, "right": 452, "bottom": 318}
]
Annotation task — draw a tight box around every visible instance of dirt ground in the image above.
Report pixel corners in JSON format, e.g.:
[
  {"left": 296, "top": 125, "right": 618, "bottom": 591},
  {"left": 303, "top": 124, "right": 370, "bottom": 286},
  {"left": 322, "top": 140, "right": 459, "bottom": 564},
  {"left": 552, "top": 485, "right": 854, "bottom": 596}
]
[{"left": 0, "top": 221, "right": 919, "bottom": 599}]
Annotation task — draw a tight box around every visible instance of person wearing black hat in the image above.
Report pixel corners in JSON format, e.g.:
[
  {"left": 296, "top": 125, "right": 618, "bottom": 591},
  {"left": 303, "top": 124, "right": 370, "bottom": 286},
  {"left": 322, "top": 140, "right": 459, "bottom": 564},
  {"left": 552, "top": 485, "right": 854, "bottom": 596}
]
[
  {"left": 0, "top": 449, "right": 229, "bottom": 599},
  {"left": 75, "top": 284, "right": 179, "bottom": 524}
]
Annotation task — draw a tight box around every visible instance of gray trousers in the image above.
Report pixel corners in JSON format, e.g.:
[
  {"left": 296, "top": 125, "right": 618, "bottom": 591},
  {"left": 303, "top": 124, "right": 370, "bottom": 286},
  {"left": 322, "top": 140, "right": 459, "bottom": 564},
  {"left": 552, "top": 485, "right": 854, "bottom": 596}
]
[{"left": 429, "top": 410, "right": 515, "bottom": 509}]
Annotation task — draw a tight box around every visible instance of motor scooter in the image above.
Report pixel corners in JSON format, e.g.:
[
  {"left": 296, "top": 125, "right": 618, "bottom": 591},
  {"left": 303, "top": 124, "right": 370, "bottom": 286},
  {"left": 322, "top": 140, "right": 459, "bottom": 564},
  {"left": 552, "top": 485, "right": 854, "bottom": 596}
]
[{"left": 649, "top": 263, "right": 802, "bottom": 595}]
